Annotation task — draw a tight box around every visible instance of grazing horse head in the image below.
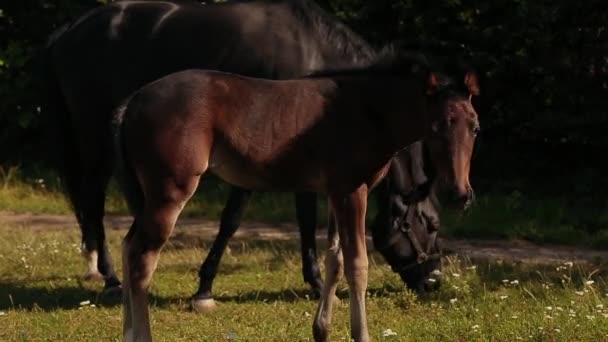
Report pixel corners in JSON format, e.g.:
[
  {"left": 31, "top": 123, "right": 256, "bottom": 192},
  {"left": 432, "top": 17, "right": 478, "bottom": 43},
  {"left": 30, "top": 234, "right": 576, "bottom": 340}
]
[
  {"left": 371, "top": 142, "right": 443, "bottom": 294},
  {"left": 424, "top": 61, "right": 480, "bottom": 210}
]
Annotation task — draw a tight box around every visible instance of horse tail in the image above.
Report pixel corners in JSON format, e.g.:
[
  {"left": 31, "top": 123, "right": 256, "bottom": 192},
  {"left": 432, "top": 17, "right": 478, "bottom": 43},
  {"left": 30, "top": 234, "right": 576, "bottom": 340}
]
[
  {"left": 41, "top": 24, "right": 85, "bottom": 220},
  {"left": 112, "top": 94, "right": 144, "bottom": 216}
]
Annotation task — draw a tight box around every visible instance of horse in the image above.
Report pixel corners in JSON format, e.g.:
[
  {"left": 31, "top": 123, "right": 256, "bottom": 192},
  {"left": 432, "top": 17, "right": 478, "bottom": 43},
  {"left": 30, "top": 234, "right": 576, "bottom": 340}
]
[
  {"left": 370, "top": 141, "right": 443, "bottom": 293},
  {"left": 112, "top": 50, "right": 480, "bottom": 341},
  {"left": 43, "top": 0, "right": 375, "bottom": 295},
  {"left": 43, "top": 0, "right": 447, "bottom": 305}
]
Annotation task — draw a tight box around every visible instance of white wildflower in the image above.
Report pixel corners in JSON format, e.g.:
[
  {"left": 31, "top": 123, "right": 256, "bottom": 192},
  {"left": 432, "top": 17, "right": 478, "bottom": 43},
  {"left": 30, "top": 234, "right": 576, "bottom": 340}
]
[
  {"left": 545, "top": 306, "right": 553, "bottom": 311},
  {"left": 450, "top": 298, "right": 458, "bottom": 304},
  {"left": 382, "top": 329, "right": 397, "bottom": 337},
  {"left": 500, "top": 295, "right": 508, "bottom": 300},
  {"left": 575, "top": 291, "right": 585, "bottom": 296},
  {"left": 452, "top": 273, "right": 461, "bottom": 278},
  {"left": 585, "top": 280, "right": 595, "bottom": 286},
  {"left": 79, "top": 300, "right": 91, "bottom": 306},
  {"left": 510, "top": 280, "right": 519, "bottom": 285}
]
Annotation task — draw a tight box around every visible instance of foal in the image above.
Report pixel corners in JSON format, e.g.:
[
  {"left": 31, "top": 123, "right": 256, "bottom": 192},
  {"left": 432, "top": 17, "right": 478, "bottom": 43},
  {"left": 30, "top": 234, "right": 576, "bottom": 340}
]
[{"left": 114, "top": 51, "right": 479, "bottom": 341}]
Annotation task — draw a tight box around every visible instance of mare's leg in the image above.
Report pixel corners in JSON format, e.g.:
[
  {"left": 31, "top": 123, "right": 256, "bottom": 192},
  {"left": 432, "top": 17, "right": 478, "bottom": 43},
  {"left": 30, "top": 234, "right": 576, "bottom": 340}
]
[
  {"left": 78, "top": 145, "right": 121, "bottom": 292},
  {"left": 313, "top": 208, "right": 343, "bottom": 342},
  {"left": 191, "top": 186, "right": 253, "bottom": 313},
  {"left": 123, "top": 174, "right": 200, "bottom": 342},
  {"left": 295, "top": 192, "right": 323, "bottom": 295},
  {"left": 326, "top": 186, "right": 370, "bottom": 342}
]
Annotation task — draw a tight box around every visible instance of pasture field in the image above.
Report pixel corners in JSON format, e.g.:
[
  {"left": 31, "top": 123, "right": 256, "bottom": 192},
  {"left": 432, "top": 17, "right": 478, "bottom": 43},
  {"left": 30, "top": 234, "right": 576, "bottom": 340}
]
[
  {"left": 1, "top": 214, "right": 608, "bottom": 341},
  {"left": 1, "top": 175, "right": 608, "bottom": 248}
]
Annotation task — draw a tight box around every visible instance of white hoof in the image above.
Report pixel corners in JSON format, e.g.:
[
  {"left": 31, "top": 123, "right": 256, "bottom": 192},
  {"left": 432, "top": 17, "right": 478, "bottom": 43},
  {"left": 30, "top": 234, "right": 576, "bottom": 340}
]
[
  {"left": 191, "top": 298, "right": 218, "bottom": 313},
  {"left": 81, "top": 248, "right": 103, "bottom": 281}
]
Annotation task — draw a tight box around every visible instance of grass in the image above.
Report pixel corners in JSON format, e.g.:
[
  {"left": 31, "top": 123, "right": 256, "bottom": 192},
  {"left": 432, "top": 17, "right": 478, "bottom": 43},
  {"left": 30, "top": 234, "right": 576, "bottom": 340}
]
[{"left": 1, "top": 222, "right": 608, "bottom": 341}]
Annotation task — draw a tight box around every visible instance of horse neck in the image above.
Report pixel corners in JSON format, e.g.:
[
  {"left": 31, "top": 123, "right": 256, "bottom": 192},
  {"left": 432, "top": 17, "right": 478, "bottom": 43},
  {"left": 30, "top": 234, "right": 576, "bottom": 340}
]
[
  {"left": 370, "top": 79, "right": 430, "bottom": 153},
  {"left": 292, "top": 0, "right": 375, "bottom": 66}
]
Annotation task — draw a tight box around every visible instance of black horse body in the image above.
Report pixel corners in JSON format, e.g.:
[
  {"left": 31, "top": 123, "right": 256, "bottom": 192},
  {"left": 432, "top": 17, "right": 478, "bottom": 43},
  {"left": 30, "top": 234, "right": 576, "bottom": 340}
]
[{"left": 44, "top": 0, "right": 441, "bottom": 299}]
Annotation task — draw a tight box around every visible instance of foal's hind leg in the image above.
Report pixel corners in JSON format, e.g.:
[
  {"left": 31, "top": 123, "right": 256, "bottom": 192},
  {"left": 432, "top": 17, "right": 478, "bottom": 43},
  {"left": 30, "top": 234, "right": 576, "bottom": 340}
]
[
  {"left": 295, "top": 192, "right": 323, "bottom": 296},
  {"left": 123, "top": 174, "right": 200, "bottom": 342},
  {"left": 192, "top": 186, "right": 253, "bottom": 313}
]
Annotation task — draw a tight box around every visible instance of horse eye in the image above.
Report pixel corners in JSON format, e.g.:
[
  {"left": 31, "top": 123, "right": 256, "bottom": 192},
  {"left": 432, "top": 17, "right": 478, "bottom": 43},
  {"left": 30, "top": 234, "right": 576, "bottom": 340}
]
[{"left": 472, "top": 126, "right": 481, "bottom": 136}]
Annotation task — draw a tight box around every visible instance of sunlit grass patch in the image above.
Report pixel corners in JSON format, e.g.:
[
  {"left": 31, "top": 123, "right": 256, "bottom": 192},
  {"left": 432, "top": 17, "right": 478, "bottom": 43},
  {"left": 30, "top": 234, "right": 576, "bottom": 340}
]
[{"left": 1, "top": 223, "right": 608, "bottom": 341}]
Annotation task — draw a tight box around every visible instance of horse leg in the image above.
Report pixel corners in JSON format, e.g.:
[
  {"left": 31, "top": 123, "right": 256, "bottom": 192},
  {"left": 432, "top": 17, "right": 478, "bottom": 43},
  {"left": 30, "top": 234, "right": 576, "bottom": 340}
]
[
  {"left": 295, "top": 192, "right": 323, "bottom": 296},
  {"left": 334, "top": 186, "right": 370, "bottom": 342},
  {"left": 79, "top": 162, "right": 121, "bottom": 292},
  {"left": 313, "top": 206, "right": 343, "bottom": 342},
  {"left": 191, "top": 186, "right": 253, "bottom": 313},
  {"left": 123, "top": 174, "right": 200, "bottom": 342}
]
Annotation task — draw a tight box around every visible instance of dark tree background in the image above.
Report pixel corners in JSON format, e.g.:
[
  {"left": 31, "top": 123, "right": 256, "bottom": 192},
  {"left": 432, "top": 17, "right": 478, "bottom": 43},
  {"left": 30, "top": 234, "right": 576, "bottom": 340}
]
[{"left": 1, "top": 0, "right": 607, "bottom": 199}]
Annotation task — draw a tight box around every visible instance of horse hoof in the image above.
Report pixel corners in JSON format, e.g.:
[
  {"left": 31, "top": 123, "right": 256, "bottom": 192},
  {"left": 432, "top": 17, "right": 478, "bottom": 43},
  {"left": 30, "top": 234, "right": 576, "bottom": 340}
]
[
  {"left": 83, "top": 271, "right": 104, "bottom": 282},
  {"left": 191, "top": 297, "right": 217, "bottom": 313},
  {"left": 103, "top": 284, "right": 122, "bottom": 297}
]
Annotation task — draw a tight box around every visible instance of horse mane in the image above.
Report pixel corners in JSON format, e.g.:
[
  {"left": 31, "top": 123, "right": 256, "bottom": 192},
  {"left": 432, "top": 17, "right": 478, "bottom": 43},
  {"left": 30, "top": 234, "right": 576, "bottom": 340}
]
[
  {"left": 285, "top": 0, "right": 375, "bottom": 63},
  {"left": 304, "top": 45, "right": 433, "bottom": 79}
]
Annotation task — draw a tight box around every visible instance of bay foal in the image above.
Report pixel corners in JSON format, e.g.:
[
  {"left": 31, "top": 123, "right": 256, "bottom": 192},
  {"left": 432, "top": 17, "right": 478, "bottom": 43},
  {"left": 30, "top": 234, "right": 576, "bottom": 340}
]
[{"left": 114, "top": 51, "right": 480, "bottom": 341}]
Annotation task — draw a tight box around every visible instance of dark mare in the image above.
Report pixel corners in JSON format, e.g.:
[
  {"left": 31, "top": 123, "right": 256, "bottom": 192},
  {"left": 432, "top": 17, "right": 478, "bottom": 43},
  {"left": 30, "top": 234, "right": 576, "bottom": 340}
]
[
  {"left": 44, "top": 0, "right": 375, "bottom": 295},
  {"left": 371, "top": 141, "right": 444, "bottom": 293},
  {"left": 43, "top": 0, "right": 448, "bottom": 307},
  {"left": 113, "top": 50, "right": 480, "bottom": 341}
]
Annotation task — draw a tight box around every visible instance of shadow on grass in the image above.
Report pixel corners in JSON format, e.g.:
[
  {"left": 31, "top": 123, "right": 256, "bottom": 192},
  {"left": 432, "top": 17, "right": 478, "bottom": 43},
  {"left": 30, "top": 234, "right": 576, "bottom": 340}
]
[{"left": 0, "top": 282, "right": 177, "bottom": 311}]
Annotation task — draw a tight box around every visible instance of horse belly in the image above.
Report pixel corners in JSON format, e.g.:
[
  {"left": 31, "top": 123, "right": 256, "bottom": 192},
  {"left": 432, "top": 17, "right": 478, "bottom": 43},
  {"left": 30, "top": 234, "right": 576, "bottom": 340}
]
[{"left": 208, "top": 142, "right": 325, "bottom": 192}]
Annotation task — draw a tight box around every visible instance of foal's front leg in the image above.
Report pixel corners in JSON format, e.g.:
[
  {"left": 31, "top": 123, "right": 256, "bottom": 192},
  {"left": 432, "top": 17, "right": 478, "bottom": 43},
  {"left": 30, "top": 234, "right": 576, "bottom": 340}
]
[
  {"left": 313, "top": 207, "right": 343, "bottom": 342},
  {"left": 314, "top": 186, "right": 370, "bottom": 342}
]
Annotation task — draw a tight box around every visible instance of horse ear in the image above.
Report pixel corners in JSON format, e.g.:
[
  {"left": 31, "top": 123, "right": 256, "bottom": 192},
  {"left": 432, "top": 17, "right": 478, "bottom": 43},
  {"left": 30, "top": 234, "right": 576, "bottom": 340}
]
[
  {"left": 464, "top": 71, "right": 480, "bottom": 96},
  {"left": 427, "top": 72, "right": 440, "bottom": 95}
]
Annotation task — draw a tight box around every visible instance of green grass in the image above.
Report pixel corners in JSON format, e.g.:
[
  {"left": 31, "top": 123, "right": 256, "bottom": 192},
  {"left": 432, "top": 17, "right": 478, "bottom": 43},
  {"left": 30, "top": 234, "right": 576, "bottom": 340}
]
[{"left": 1, "top": 222, "right": 608, "bottom": 341}]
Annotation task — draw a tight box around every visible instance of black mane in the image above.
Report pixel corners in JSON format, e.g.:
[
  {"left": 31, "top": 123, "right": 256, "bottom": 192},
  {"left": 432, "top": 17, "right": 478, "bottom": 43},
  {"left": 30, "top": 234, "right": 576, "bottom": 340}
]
[{"left": 286, "top": 0, "right": 375, "bottom": 64}]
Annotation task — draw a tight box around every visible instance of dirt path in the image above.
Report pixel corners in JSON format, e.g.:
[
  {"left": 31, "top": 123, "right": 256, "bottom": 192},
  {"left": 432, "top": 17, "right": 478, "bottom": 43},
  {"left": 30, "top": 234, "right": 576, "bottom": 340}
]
[{"left": 1, "top": 211, "right": 607, "bottom": 265}]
